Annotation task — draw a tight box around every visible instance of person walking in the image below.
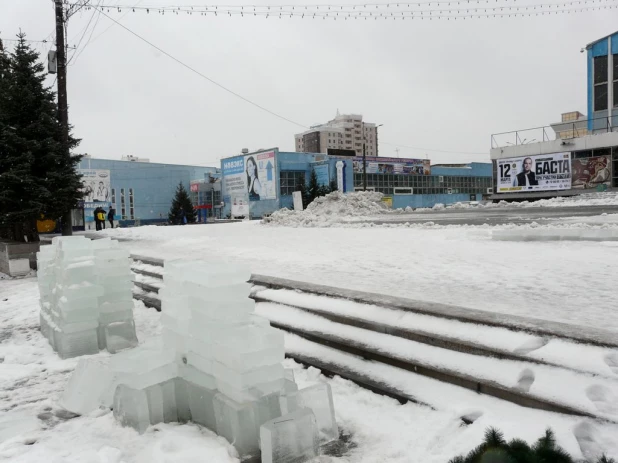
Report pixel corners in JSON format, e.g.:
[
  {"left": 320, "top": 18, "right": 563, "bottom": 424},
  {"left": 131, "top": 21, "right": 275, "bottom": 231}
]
[
  {"left": 108, "top": 206, "right": 116, "bottom": 229},
  {"left": 96, "top": 207, "right": 106, "bottom": 230},
  {"left": 93, "top": 207, "right": 101, "bottom": 231}
]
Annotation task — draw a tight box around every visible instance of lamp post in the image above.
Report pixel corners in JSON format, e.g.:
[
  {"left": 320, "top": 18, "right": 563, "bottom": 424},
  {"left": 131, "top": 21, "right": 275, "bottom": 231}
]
[{"left": 363, "top": 124, "right": 383, "bottom": 191}]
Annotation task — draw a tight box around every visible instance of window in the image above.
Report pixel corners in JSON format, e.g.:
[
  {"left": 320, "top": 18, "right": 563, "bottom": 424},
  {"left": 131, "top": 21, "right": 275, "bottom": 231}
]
[
  {"left": 129, "top": 188, "right": 134, "bottom": 219},
  {"left": 111, "top": 188, "right": 116, "bottom": 208},
  {"left": 594, "top": 55, "right": 608, "bottom": 111},
  {"left": 120, "top": 188, "right": 126, "bottom": 219},
  {"left": 614, "top": 54, "right": 618, "bottom": 107},
  {"left": 279, "top": 171, "right": 305, "bottom": 196}
]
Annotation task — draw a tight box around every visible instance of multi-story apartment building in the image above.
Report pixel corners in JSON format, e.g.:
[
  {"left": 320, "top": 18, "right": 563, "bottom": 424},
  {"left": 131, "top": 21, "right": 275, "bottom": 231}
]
[{"left": 294, "top": 113, "right": 379, "bottom": 157}]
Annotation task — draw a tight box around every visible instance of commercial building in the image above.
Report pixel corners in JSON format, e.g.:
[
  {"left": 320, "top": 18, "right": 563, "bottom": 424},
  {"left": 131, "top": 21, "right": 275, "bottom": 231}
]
[
  {"left": 489, "top": 31, "right": 618, "bottom": 201},
  {"left": 220, "top": 148, "right": 492, "bottom": 218},
  {"left": 294, "top": 112, "right": 379, "bottom": 157},
  {"left": 75, "top": 156, "right": 218, "bottom": 229}
]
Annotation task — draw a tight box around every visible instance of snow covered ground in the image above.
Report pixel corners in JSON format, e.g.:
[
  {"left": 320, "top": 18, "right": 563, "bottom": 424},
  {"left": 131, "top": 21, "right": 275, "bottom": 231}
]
[
  {"left": 2, "top": 278, "right": 617, "bottom": 462},
  {"left": 104, "top": 219, "right": 618, "bottom": 332}
]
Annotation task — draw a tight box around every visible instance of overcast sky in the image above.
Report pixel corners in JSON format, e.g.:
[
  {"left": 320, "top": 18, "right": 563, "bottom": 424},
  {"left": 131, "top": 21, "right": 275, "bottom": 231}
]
[{"left": 1, "top": 0, "right": 616, "bottom": 166}]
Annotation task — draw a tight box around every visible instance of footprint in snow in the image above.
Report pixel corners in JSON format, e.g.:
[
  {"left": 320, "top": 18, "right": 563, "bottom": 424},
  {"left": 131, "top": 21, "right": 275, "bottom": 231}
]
[
  {"left": 585, "top": 384, "right": 618, "bottom": 415},
  {"left": 603, "top": 351, "right": 618, "bottom": 375},
  {"left": 512, "top": 338, "right": 548, "bottom": 355},
  {"left": 515, "top": 368, "right": 535, "bottom": 392}
]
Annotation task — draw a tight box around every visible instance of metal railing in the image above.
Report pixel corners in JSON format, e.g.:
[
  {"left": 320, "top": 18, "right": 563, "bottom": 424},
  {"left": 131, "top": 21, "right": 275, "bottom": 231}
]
[{"left": 490, "top": 116, "right": 618, "bottom": 149}]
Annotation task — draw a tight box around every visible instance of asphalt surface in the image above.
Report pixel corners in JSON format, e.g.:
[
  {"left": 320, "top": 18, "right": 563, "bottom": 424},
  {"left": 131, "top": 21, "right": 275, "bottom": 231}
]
[{"left": 359, "top": 205, "right": 618, "bottom": 226}]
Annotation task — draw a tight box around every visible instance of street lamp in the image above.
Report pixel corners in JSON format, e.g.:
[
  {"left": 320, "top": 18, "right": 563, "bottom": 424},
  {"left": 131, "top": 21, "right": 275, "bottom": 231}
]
[{"left": 363, "top": 123, "right": 383, "bottom": 191}]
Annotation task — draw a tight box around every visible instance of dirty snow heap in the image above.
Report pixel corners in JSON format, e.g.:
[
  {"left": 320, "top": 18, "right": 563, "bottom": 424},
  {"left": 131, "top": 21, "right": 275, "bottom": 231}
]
[{"left": 263, "top": 191, "right": 390, "bottom": 227}]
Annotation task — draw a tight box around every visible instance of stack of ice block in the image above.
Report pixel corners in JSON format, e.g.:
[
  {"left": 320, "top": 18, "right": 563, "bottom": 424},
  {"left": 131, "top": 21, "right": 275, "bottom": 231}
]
[
  {"left": 61, "top": 259, "right": 338, "bottom": 462},
  {"left": 36, "top": 236, "right": 138, "bottom": 359},
  {"left": 94, "top": 244, "right": 138, "bottom": 353}
]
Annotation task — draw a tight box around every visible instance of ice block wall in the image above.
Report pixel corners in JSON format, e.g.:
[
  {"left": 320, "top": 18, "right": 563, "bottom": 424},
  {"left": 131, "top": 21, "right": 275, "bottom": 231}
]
[
  {"left": 59, "top": 258, "right": 338, "bottom": 462},
  {"left": 37, "top": 236, "right": 138, "bottom": 358}
]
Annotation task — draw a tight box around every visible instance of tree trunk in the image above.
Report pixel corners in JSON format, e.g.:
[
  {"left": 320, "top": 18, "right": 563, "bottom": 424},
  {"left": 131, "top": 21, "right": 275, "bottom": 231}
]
[{"left": 10, "top": 219, "right": 40, "bottom": 243}]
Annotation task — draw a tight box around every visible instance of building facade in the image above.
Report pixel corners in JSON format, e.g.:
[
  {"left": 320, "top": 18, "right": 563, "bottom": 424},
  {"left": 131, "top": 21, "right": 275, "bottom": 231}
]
[
  {"left": 587, "top": 31, "right": 618, "bottom": 132},
  {"left": 489, "top": 31, "right": 618, "bottom": 201},
  {"left": 294, "top": 113, "right": 379, "bottom": 157},
  {"left": 220, "top": 148, "right": 492, "bottom": 218},
  {"left": 76, "top": 156, "right": 218, "bottom": 229}
]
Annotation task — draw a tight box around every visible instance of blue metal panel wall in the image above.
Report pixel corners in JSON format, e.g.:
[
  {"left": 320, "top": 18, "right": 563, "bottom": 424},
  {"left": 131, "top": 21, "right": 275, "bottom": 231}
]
[
  {"left": 430, "top": 162, "right": 492, "bottom": 177},
  {"left": 76, "top": 158, "right": 216, "bottom": 223},
  {"left": 392, "top": 193, "right": 479, "bottom": 209}
]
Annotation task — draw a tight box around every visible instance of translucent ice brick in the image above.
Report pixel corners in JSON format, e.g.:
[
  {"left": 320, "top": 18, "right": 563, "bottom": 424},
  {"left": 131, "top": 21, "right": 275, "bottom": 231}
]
[
  {"left": 103, "top": 320, "right": 138, "bottom": 353},
  {"left": 60, "top": 358, "right": 116, "bottom": 415},
  {"left": 113, "top": 384, "right": 151, "bottom": 434},
  {"left": 174, "top": 378, "right": 192, "bottom": 423},
  {"left": 287, "top": 383, "right": 338, "bottom": 443},
  {"left": 213, "top": 391, "right": 281, "bottom": 458},
  {"left": 53, "top": 326, "right": 99, "bottom": 359},
  {"left": 260, "top": 408, "right": 319, "bottom": 463},
  {"left": 214, "top": 362, "right": 284, "bottom": 392},
  {"left": 184, "top": 379, "right": 217, "bottom": 431},
  {"left": 145, "top": 379, "right": 178, "bottom": 424}
]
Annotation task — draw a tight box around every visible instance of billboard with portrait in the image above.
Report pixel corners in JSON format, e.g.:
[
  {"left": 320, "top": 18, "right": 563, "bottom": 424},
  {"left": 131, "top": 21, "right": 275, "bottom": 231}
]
[
  {"left": 496, "top": 152, "right": 571, "bottom": 193},
  {"left": 222, "top": 151, "right": 277, "bottom": 202},
  {"left": 79, "top": 169, "right": 111, "bottom": 202},
  {"left": 351, "top": 156, "right": 430, "bottom": 175}
]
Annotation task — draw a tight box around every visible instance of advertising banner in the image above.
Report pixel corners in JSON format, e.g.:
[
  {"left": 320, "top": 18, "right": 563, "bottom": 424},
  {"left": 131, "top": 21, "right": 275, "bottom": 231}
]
[
  {"left": 79, "top": 169, "right": 111, "bottom": 202},
  {"left": 231, "top": 198, "right": 249, "bottom": 217},
  {"left": 571, "top": 156, "right": 611, "bottom": 189},
  {"left": 222, "top": 151, "right": 277, "bottom": 202},
  {"left": 312, "top": 163, "right": 330, "bottom": 187},
  {"left": 496, "top": 152, "right": 571, "bottom": 193},
  {"left": 351, "top": 157, "right": 430, "bottom": 175}
]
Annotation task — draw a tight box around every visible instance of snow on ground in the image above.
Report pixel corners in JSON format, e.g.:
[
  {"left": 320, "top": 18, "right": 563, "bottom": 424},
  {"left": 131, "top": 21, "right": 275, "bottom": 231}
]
[
  {"left": 103, "top": 221, "right": 618, "bottom": 332},
  {"left": 0, "top": 277, "right": 554, "bottom": 463},
  {"left": 417, "top": 192, "right": 618, "bottom": 211}
]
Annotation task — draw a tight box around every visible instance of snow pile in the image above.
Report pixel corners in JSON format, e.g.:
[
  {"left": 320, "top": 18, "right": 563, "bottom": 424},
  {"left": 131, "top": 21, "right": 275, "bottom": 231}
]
[{"left": 263, "top": 191, "right": 390, "bottom": 227}]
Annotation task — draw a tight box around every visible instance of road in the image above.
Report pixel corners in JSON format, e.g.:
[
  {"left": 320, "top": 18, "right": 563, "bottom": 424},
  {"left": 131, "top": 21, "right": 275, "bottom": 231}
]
[{"left": 358, "top": 205, "right": 618, "bottom": 226}]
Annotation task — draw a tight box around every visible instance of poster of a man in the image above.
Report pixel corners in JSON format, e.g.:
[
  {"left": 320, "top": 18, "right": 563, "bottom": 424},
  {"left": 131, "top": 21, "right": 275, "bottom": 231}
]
[
  {"left": 515, "top": 157, "right": 538, "bottom": 187},
  {"left": 95, "top": 181, "right": 109, "bottom": 201}
]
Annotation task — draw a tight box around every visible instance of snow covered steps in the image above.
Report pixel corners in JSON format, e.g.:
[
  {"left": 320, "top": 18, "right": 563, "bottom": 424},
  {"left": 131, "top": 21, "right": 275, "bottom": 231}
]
[{"left": 128, "top": 255, "right": 618, "bottom": 422}]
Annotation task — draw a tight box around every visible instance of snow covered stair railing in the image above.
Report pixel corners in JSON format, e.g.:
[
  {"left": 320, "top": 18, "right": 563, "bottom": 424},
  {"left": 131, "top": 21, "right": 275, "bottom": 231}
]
[
  {"left": 59, "top": 260, "right": 338, "bottom": 462},
  {"left": 37, "top": 236, "right": 138, "bottom": 358}
]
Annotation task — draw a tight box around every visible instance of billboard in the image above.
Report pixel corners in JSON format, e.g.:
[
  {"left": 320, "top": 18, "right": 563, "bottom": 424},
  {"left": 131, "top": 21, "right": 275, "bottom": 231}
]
[
  {"left": 496, "top": 152, "right": 571, "bottom": 193},
  {"left": 351, "top": 157, "right": 430, "bottom": 175},
  {"left": 79, "top": 169, "right": 111, "bottom": 202},
  {"left": 222, "top": 151, "right": 277, "bottom": 202},
  {"left": 312, "top": 163, "right": 330, "bottom": 187},
  {"left": 571, "top": 156, "right": 611, "bottom": 189}
]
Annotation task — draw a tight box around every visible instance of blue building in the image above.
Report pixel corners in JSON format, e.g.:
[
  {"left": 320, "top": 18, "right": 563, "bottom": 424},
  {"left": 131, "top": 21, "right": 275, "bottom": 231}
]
[
  {"left": 220, "top": 148, "right": 492, "bottom": 218},
  {"left": 587, "top": 30, "right": 618, "bottom": 132},
  {"left": 75, "top": 156, "right": 218, "bottom": 229}
]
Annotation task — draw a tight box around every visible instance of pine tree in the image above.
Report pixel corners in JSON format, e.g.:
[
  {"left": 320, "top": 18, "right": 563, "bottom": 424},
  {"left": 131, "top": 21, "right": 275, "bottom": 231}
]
[
  {"left": 168, "top": 182, "right": 196, "bottom": 224},
  {"left": 0, "top": 33, "right": 82, "bottom": 242},
  {"left": 329, "top": 177, "right": 338, "bottom": 192},
  {"left": 307, "top": 169, "right": 320, "bottom": 204}
]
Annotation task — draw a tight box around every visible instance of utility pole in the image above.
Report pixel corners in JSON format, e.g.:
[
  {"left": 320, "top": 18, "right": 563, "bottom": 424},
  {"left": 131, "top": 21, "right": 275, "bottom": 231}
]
[
  {"left": 54, "top": 0, "right": 73, "bottom": 235},
  {"left": 362, "top": 142, "right": 367, "bottom": 191}
]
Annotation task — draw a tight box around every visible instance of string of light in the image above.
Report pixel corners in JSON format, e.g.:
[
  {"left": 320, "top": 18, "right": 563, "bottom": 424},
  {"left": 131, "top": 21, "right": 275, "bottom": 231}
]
[{"left": 67, "top": 0, "right": 618, "bottom": 19}]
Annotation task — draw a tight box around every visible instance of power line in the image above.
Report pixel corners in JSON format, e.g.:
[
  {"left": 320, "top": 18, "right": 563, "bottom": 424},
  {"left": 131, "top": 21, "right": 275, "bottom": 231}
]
[{"left": 91, "top": 6, "right": 308, "bottom": 129}]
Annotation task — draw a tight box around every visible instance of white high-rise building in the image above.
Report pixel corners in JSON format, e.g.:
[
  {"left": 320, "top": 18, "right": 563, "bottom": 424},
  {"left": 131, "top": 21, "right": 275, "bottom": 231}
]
[{"left": 294, "top": 112, "right": 378, "bottom": 157}]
